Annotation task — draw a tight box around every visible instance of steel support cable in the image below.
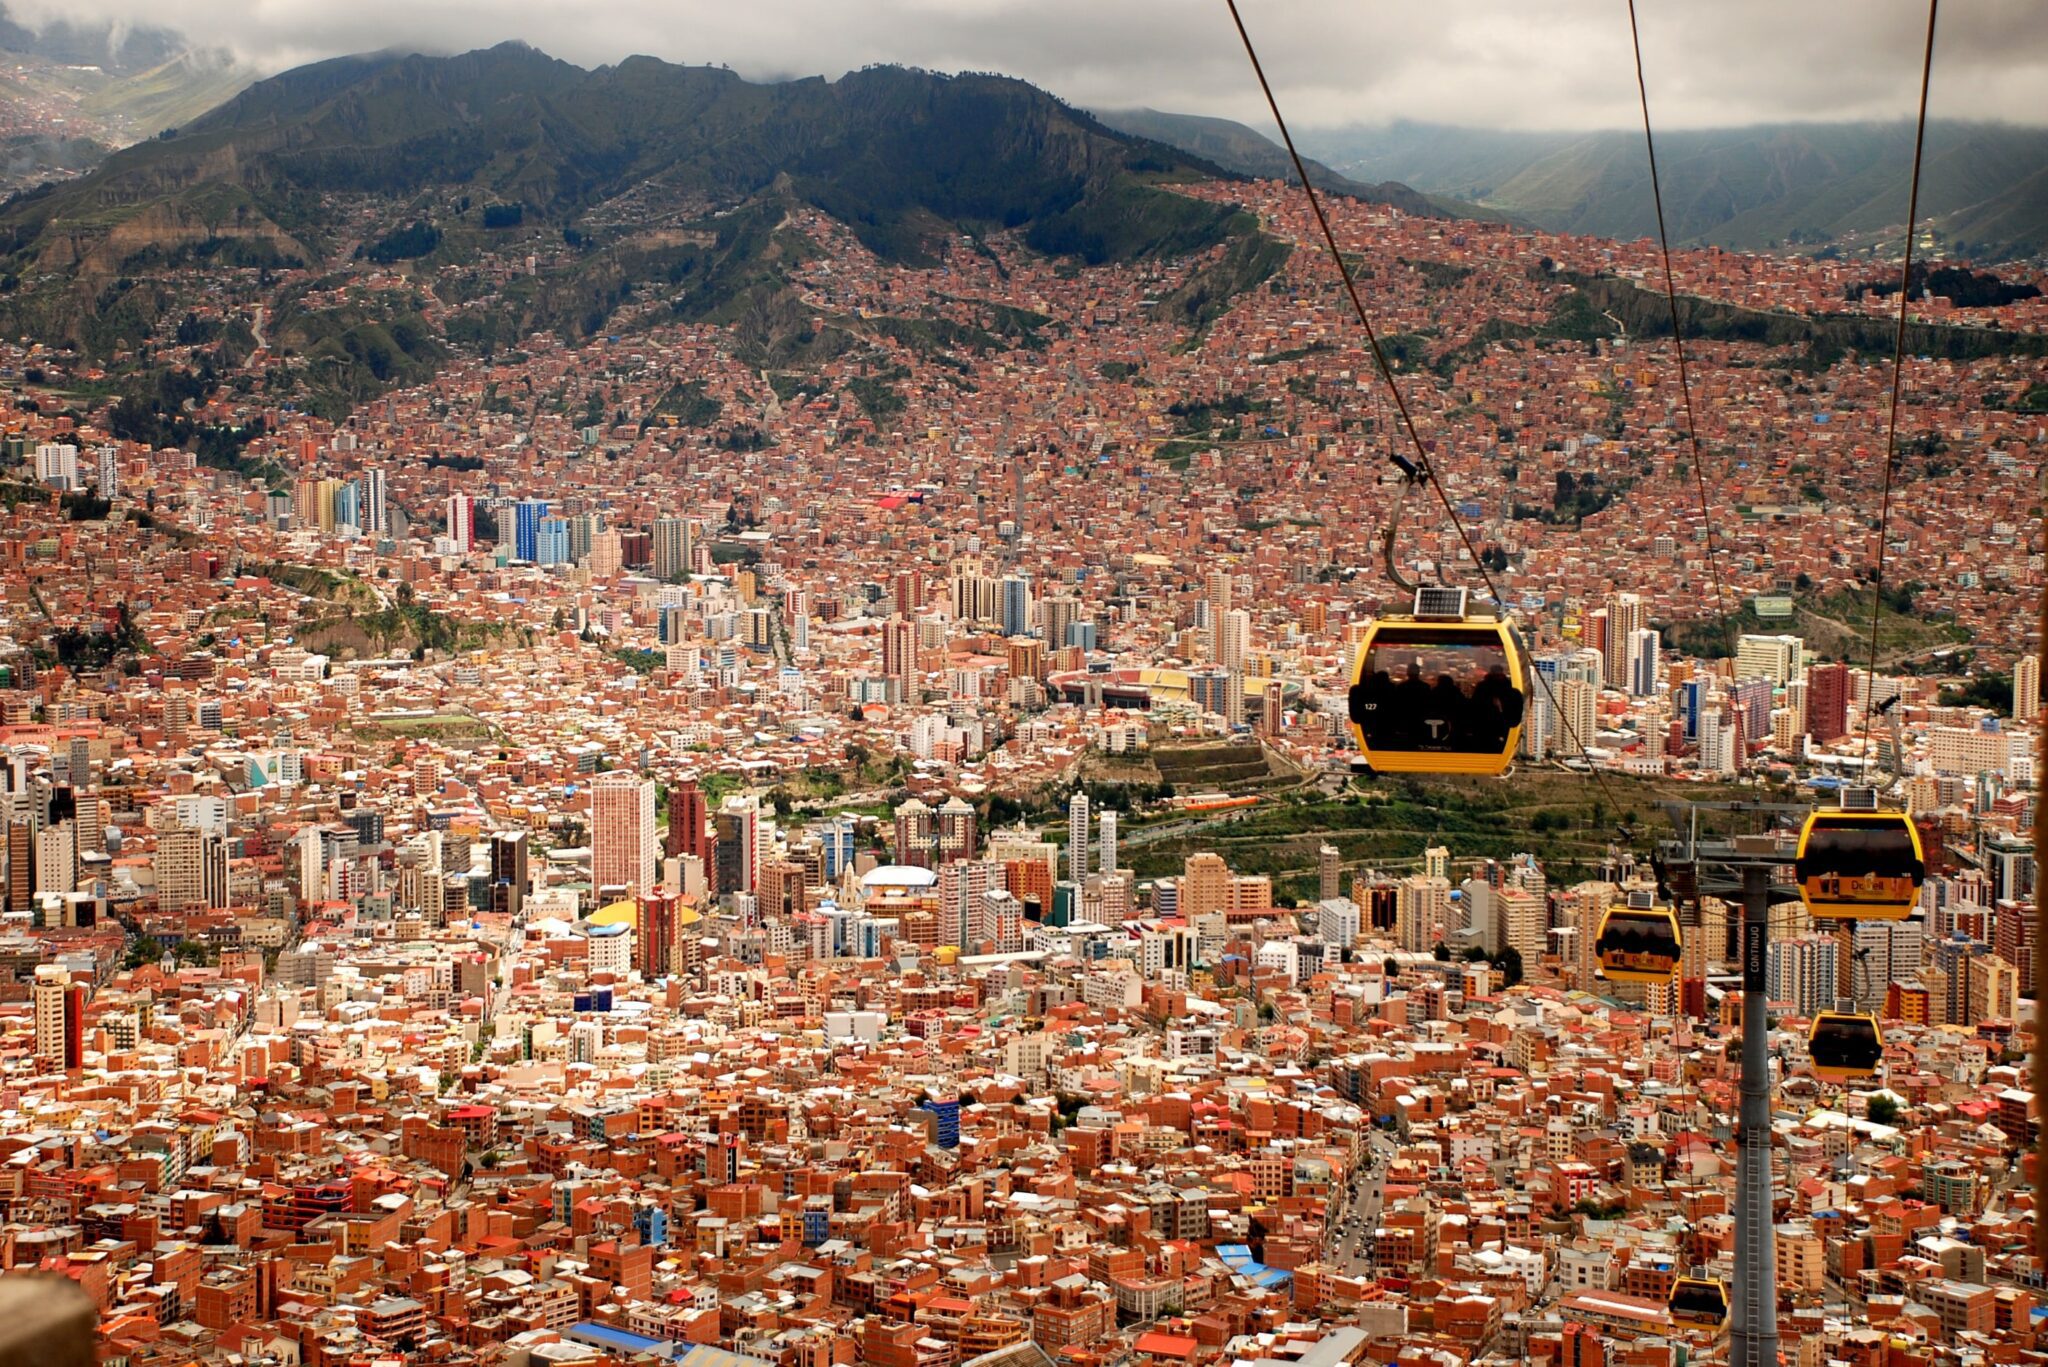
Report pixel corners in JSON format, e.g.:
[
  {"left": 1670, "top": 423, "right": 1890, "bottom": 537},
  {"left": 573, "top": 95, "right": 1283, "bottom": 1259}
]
[
  {"left": 1224, "top": 0, "right": 1629, "bottom": 820},
  {"left": 1858, "top": 0, "right": 1940, "bottom": 771},
  {"left": 1626, "top": 0, "right": 1737, "bottom": 651}
]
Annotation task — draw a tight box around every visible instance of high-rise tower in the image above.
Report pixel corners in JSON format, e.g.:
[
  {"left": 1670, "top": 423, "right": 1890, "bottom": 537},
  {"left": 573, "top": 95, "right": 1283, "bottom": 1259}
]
[
  {"left": 653, "top": 517, "right": 692, "bottom": 582},
  {"left": 1066, "top": 792, "right": 1090, "bottom": 882},
  {"left": 591, "top": 773, "right": 657, "bottom": 898}
]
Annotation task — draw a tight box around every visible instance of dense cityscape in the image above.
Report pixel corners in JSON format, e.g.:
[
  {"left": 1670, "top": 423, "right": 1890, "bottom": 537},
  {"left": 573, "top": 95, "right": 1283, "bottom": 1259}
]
[{"left": 0, "top": 18, "right": 2042, "bottom": 1367}]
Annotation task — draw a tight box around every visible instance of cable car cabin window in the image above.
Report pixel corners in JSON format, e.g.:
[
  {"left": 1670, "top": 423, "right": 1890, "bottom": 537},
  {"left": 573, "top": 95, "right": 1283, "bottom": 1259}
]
[
  {"left": 1796, "top": 822, "right": 1923, "bottom": 879},
  {"left": 1809, "top": 1015, "right": 1883, "bottom": 1076},
  {"left": 1797, "top": 815, "right": 1924, "bottom": 918},
  {"left": 1668, "top": 1280, "right": 1727, "bottom": 1325},
  {"left": 1351, "top": 627, "right": 1525, "bottom": 755},
  {"left": 1595, "top": 908, "right": 1680, "bottom": 981}
]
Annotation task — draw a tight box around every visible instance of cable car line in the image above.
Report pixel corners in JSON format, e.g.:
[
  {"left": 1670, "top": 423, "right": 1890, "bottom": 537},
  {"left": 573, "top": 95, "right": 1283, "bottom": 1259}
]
[
  {"left": 1224, "top": 0, "right": 1627, "bottom": 815},
  {"left": 1857, "top": 0, "right": 1939, "bottom": 766},
  {"left": 1624, "top": 0, "right": 1736, "bottom": 650}
]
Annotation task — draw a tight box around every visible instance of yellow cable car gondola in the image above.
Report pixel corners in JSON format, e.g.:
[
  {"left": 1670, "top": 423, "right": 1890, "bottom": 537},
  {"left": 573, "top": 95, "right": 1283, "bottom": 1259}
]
[
  {"left": 1595, "top": 893, "right": 1682, "bottom": 984},
  {"left": 1795, "top": 806, "right": 1925, "bottom": 921},
  {"left": 1668, "top": 1276, "right": 1729, "bottom": 1328},
  {"left": 1808, "top": 1010, "right": 1884, "bottom": 1082},
  {"left": 1348, "top": 586, "right": 1527, "bottom": 776}
]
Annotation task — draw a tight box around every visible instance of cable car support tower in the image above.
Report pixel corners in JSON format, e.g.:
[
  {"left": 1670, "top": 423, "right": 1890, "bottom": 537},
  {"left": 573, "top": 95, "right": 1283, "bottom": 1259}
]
[{"left": 1661, "top": 815, "right": 1809, "bottom": 1367}]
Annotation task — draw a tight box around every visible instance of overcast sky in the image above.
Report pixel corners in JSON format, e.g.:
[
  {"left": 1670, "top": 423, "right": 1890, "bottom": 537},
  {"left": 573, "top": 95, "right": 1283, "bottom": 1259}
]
[{"left": 18, "top": 0, "right": 2046, "bottom": 132}]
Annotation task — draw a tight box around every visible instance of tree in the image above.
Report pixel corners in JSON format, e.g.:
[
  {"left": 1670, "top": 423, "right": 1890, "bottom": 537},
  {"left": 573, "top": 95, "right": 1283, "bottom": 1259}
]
[
  {"left": 60, "top": 490, "right": 110, "bottom": 521},
  {"left": 1938, "top": 673, "right": 2013, "bottom": 715},
  {"left": 1383, "top": 957, "right": 1399, "bottom": 978},
  {"left": 1493, "top": 945, "right": 1524, "bottom": 988},
  {"left": 1866, "top": 1094, "right": 1901, "bottom": 1126},
  {"left": 1432, "top": 942, "right": 1450, "bottom": 962}
]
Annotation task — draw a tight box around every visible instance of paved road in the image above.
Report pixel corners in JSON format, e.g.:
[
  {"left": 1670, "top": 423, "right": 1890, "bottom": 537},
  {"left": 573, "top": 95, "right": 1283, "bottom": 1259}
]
[{"left": 1323, "top": 1132, "right": 1391, "bottom": 1275}]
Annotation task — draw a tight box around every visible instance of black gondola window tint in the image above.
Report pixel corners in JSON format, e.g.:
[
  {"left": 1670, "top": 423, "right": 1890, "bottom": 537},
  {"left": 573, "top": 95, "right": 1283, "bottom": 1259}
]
[
  {"left": 1801, "top": 821, "right": 1924, "bottom": 880},
  {"left": 1812, "top": 1018, "right": 1883, "bottom": 1071},
  {"left": 1357, "top": 629, "right": 1523, "bottom": 755}
]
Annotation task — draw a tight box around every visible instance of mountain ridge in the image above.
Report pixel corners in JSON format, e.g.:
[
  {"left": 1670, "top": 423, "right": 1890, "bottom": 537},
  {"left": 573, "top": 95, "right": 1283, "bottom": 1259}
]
[
  {"left": 0, "top": 44, "right": 1295, "bottom": 399},
  {"left": 0, "top": 0, "right": 185, "bottom": 74},
  {"left": 2, "top": 44, "right": 1253, "bottom": 270},
  {"left": 1299, "top": 118, "right": 2048, "bottom": 260},
  {"left": 1089, "top": 106, "right": 1498, "bottom": 223}
]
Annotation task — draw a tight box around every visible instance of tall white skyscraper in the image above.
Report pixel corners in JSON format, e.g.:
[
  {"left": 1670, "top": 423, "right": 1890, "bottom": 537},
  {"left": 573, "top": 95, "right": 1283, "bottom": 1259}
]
[
  {"left": 1853, "top": 918, "right": 1925, "bottom": 1010},
  {"left": 446, "top": 494, "right": 475, "bottom": 552},
  {"left": 1556, "top": 678, "right": 1599, "bottom": 758},
  {"left": 1000, "top": 574, "right": 1034, "bottom": 639},
  {"left": 1628, "top": 627, "right": 1662, "bottom": 697},
  {"left": 1318, "top": 896, "right": 1360, "bottom": 950},
  {"left": 1699, "top": 708, "right": 1740, "bottom": 776},
  {"left": 359, "top": 468, "right": 389, "bottom": 533},
  {"left": 1523, "top": 659, "right": 1558, "bottom": 760},
  {"left": 1099, "top": 810, "right": 1118, "bottom": 878},
  {"left": 1735, "top": 634, "right": 1804, "bottom": 686},
  {"left": 1768, "top": 935, "right": 1840, "bottom": 1016},
  {"left": 654, "top": 517, "right": 693, "bottom": 582},
  {"left": 1067, "top": 791, "right": 1090, "bottom": 882},
  {"left": 591, "top": 773, "right": 658, "bottom": 898},
  {"left": 33, "top": 443, "right": 78, "bottom": 489}
]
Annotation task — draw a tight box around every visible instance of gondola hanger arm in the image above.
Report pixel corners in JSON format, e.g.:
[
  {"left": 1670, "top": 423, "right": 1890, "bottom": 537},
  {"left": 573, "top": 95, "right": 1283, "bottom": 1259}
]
[{"left": 1380, "top": 454, "right": 1430, "bottom": 595}]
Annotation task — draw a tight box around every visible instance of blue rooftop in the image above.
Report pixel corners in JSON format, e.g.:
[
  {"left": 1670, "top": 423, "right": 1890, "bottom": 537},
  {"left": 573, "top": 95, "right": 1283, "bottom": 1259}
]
[{"left": 567, "top": 1322, "right": 670, "bottom": 1354}]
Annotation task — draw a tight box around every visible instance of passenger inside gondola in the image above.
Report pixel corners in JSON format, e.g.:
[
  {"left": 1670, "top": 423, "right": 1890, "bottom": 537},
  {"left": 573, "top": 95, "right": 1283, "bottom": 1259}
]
[
  {"left": 1394, "top": 663, "right": 1431, "bottom": 746},
  {"left": 1354, "top": 630, "right": 1524, "bottom": 755},
  {"left": 1810, "top": 1014, "right": 1883, "bottom": 1073},
  {"left": 1427, "top": 671, "right": 1465, "bottom": 744},
  {"left": 1472, "top": 664, "right": 1523, "bottom": 748},
  {"left": 1596, "top": 908, "right": 1680, "bottom": 979}
]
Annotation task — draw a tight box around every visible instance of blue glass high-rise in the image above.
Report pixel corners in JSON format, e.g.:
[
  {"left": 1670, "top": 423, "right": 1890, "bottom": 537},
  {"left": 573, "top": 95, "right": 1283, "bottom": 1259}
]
[{"left": 514, "top": 498, "right": 550, "bottom": 562}]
